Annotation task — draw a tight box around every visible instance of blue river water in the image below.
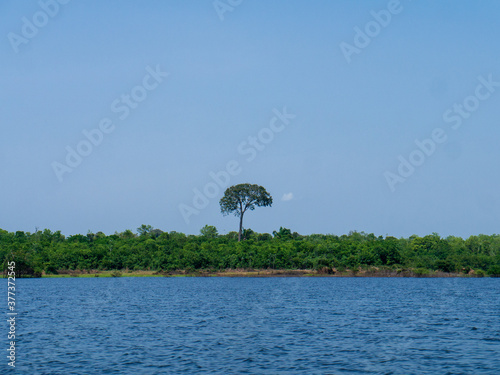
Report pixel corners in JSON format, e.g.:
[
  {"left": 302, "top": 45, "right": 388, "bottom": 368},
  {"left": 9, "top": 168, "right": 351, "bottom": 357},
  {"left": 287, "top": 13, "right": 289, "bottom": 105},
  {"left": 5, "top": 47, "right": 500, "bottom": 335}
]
[{"left": 10, "top": 277, "right": 500, "bottom": 374}]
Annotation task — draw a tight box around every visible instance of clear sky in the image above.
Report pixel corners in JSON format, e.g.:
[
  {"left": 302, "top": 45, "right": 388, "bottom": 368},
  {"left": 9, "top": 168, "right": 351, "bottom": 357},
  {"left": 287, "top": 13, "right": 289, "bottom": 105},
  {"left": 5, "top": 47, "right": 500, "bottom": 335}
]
[{"left": 1, "top": 0, "right": 499, "bottom": 238}]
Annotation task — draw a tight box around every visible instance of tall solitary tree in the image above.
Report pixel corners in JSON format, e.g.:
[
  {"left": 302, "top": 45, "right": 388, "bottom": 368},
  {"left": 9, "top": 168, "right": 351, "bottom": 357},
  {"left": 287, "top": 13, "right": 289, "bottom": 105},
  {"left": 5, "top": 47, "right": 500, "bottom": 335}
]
[{"left": 219, "top": 183, "right": 273, "bottom": 241}]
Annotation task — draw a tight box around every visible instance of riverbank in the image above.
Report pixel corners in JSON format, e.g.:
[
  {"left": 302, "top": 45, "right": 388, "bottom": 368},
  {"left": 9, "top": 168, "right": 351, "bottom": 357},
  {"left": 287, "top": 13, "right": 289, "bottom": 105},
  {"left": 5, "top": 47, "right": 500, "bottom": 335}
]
[{"left": 40, "top": 268, "right": 493, "bottom": 278}]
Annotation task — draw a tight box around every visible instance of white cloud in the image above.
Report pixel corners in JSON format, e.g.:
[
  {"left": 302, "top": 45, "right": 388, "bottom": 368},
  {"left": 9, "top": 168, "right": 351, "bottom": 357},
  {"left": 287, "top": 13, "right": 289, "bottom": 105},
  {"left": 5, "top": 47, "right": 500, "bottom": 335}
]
[{"left": 281, "top": 192, "right": 294, "bottom": 201}]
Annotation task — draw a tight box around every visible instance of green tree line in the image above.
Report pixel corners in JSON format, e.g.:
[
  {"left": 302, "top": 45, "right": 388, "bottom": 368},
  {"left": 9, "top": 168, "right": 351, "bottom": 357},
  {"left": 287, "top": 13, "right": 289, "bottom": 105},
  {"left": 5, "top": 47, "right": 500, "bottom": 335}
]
[{"left": 1, "top": 226, "right": 500, "bottom": 277}]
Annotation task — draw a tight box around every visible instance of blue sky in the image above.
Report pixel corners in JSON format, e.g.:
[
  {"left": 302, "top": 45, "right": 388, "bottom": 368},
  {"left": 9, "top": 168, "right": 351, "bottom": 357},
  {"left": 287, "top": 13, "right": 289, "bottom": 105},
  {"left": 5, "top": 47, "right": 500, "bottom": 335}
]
[{"left": 1, "top": 0, "right": 499, "bottom": 238}]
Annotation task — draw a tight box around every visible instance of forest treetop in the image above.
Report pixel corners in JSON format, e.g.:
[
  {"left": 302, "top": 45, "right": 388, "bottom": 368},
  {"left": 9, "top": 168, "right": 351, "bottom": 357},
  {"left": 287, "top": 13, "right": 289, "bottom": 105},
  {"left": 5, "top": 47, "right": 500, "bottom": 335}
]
[
  {"left": 220, "top": 183, "right": 272, "bottom": 242},
  {"left": 1, "top": 227, "right": 499, "bottom": 277}
]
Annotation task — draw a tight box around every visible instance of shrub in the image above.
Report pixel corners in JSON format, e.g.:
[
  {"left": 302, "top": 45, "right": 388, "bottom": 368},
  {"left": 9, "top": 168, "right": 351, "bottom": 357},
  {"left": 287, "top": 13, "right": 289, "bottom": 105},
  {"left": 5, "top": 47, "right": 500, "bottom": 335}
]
[
  {"left": 45, "top": 264, "right": 58, "bottom": 275},
  {"left": 435, "top": 259, "right": 457, "bottom": 273},
  {"left": 413, "top": 268, "right": 430, "bottom": 277},
  {"left": 487, "top": 265, "right": 500, "bottom": 277},
  {"left": 33, "top": 267, "right": 43, "bottom": 278},
  {"left": 474, "top": 269, "right": 486, "bottom": 277}
]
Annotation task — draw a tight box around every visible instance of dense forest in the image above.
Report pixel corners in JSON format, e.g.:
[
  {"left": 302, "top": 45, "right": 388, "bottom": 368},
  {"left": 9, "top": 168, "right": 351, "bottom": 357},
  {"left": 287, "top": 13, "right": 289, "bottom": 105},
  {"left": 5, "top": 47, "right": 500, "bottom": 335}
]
[{"left": 2, "top": 225, "right": 500, "bottom": 277}]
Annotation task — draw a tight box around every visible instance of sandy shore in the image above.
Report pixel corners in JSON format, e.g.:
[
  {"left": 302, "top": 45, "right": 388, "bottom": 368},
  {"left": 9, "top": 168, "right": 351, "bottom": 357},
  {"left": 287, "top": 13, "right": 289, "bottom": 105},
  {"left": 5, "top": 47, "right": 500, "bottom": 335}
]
[{"left": 41, "top": 268, "right": 482, "bottom": 278}]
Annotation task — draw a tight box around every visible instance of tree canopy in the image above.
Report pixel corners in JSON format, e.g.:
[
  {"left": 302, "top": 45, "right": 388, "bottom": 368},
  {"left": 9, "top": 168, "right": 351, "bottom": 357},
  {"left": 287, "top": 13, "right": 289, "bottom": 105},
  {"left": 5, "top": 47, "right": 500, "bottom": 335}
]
[
  {"left": 219, "top": 183, "right": 273, "bottom": 241},
  {"left": 1, "top": 228, "right": 499, "bottom": 277}
]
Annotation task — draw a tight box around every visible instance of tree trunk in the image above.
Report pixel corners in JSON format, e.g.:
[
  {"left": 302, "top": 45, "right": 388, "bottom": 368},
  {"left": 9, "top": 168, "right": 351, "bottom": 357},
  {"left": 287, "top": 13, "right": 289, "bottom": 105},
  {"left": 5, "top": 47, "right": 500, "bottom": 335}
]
[{"left": 238, "top": 213, "right": 244, "bottom": 242}]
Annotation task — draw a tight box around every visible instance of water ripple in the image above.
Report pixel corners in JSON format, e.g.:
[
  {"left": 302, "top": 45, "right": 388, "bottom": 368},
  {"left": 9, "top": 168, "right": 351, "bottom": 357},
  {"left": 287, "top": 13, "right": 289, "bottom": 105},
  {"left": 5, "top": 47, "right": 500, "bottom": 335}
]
[{"left": 12, "top": 277, "right": 500, "bottom": 374}]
